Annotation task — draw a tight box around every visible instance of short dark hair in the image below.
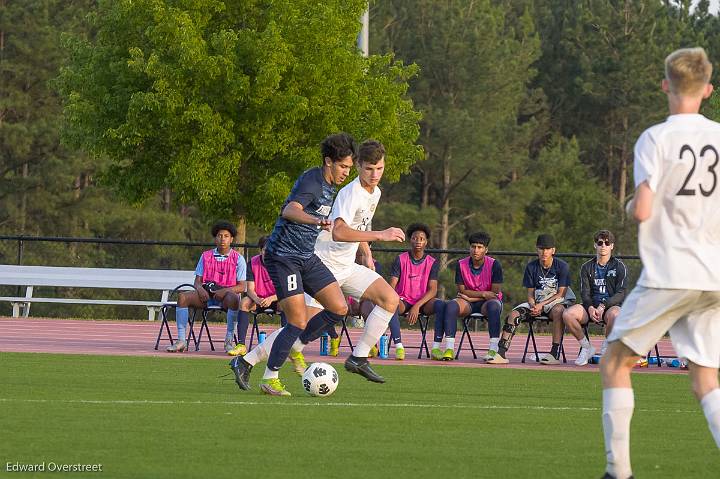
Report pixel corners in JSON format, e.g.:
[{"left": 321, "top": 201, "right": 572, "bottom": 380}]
[
  {"left": 257, "top": 235, "right": 269, "bottom": 249},
  {"left": 406, "top": 223, "right": 431, "bottom": 240},
  {"left": 594, "top": 229, "right": 615, "bottom": 244},
  {"left": 211, "top": 221, "right": 237, "bottom": 238},
  {"left": 358, "top": 140, "right": 386, "bottom": 165},
  {"left": 468, "top": 231, "right": 491, "bottom": 246},
  {"left": 321, "top": 132, "right": 358, "bottom": 162}
]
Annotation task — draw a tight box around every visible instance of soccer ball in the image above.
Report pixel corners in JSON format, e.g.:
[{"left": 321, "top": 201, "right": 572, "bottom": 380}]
[{"left": 302, "top": 362, "right": 339, "bottom": 397}]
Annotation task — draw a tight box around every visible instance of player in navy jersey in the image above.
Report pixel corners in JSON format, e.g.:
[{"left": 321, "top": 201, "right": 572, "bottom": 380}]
[
  {"left": 562, "top": 230, "right": 627, "bottom": 366},
  {"left": 229, "top": 133, "right": 356, "bottom": 396},
  {"left": 488, "top": 234, "right": 575, "bottom": 364}
]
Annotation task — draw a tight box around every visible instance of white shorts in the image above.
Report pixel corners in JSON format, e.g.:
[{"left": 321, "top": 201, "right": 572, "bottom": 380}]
[
  {"left": 305, "top": 263, "right": 382, "bottom": 309},
  {"left": 513, "top": 297, "right": 574, "bottom": 315},
  {"left": 608, "top": 286, "right": 720, "bottom": 368}
]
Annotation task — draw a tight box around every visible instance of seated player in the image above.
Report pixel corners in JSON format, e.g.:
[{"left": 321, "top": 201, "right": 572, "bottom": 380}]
[
  {"left": 562, "top": 229, "right": 628, "bottom": 365},
  {"left": 228, "top": 236, "right": 287, "bottom": 357},
  {"left": 167, "top": 221, "right": 246, "bottom": 353},
  {"left": 488, "top": 233, "right": 575, "bottom": 365},
  {"left": 435, "top": 231, "right": 502, "bottom": 361},
  {"left": 387, "top": 223, "right": 442, "bottom": 360}
]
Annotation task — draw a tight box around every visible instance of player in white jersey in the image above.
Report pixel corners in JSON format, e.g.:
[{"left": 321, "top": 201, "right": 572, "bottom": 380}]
[
  {"left": 600, "top": 48, "right": 720, "bottom": 479},
  {"left": 240, "top": 140, "right": 405, "bottom": 383}
]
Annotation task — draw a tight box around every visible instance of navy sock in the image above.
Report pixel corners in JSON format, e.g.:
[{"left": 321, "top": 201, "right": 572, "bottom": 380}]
[
  {"left": 433, "top": 301, "right": 446, "bottom": 342},
  {"left": 267, "top": 324, "right": 303, "bottom": 371},
  {"left": 389, "top": 309, "right": 402, "bottom": 344},
  {"left": 485, "top": 300, "right": 502, "bottom": 338},
  {"left": 299, "top": 310, "right": 344, "bottom": 344},
  {"left": 236, "top": 311, "right": 250, "bottom": 344},
  {"left": 444, "top": 300, "right": 460, "bottom": 337},
  {"left": 550, "top": 342, "right": 560, "bottom": 358}
]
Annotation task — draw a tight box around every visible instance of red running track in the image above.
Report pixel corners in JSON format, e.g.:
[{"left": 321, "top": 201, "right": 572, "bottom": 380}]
[{"left": 0, "top": 317, "right": 684, "bottom": 374}]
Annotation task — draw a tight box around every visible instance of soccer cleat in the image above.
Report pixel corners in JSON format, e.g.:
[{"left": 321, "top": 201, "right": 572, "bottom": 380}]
[
  {"left": 229, "top": 356, "right": 253, "bottom": 391},
  {"left": 486, "top": 350, "right": 509, "bottom": 364},
  {"left": 344, "top": 355, "right": 385, "bottom": 383},
  {"left": 166, "top": 340, "right": 187, "bottom": 353},
  {"left": 288, "top": 349, "right": 307, "bottom": 375},
  {"left": 442, "top": 348, "right": 454, "bottom": 361},
  {"left": 228, "top": 343, "right": 247, "bottom": 357},
  {"left": 260, "top": 378, "right": 291, "bottom": 397},
  {"left": 395, "top": 347, "right": 405, "bottom": 361},
  {"left": 539, "top": 353, "right": 560, "bottom": 365},
  {"left": 431, "top": 348, "right": 443, "bottom": 361},
  {"left": 575, "top": 344, "right": 596, "bottom": 366},
  {"left": 369, "top": 345, "right": 378, "bottom": 357},
  {"left": 483, "top": 349, "right": 498, "bottom": 361},
  {"left": 329, "top": 337, "right": 341, "bottom": 357},
  {"left": 224, "top": 338, "right": 235, "bottom": 354}
]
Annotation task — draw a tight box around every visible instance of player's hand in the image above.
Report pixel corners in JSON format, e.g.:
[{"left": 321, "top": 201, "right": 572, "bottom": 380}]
[
  {"left": 214, "top": 289, "right": 226, "bottom": 301},
  {"left": 406, "top": 306, "right": 420, "bottom": 325},
  {"left": 530, "top": 303, "right": 543, "bottom": 316},
  {"left": 259, "top": 297, "right": 272, "bottom": 308},
  {"left": 457, "top": 293, "right": 471, "bottom": 302},
  {"left": 379, "top": 227, "right": 405, "bottom": 242},
  {"left": 197, "top": 287, "right": 210, "bottom": 302},
  {"left": 318, "top": 218, "right": 332, "bottom": 231}
]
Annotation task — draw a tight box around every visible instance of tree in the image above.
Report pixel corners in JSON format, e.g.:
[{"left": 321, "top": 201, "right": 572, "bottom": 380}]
[
  {"left": 56, "top": 0, "right": 422, "bottom": 241},
  {"left": 371, "top": 0, "right": 542, "bottom": 270}
]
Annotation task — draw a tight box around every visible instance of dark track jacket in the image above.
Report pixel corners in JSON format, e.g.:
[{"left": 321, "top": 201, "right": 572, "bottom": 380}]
[{"left": 579, "top": 256, "right": 628, "bottom": 310}]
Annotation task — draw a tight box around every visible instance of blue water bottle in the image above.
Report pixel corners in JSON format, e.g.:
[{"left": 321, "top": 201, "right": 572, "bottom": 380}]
[
  {"left": 378, "top": 334, "right": 389, "bottom": 359},
  {"left": 258, "top": 331, "right": 266, "bottom": 344},
  {"left": 320, "top": 332, "right": 329, "bottom": 356},
  {"left": 665, "top": 357, "right": 681, "bottom": 367}
]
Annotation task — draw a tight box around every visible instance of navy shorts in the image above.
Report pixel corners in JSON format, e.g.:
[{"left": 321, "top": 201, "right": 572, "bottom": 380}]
[{"left": 264, "top": 252, "right": 336, "bottom": 300}]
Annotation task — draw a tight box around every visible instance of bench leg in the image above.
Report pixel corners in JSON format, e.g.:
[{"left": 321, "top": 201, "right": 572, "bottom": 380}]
[
  {"left": 147, "top": 307, "right": 159, "bottom": 322},
  {"left": 154, "top": 306, "right": 174, "bottom": 350},
  {"left": 339, "top": 315, "right": 354, "bottom": 351},
  {"left": 12, "top": 303, "right": 20, "bottom": 318},
  {"left": 417, "top": 315, "right": 429, "bottom": 359}
]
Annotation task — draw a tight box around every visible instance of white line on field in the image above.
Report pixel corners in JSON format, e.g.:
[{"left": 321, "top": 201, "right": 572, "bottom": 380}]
[{"left": 0, "top": 397, "right": 698, "bottom": 414}]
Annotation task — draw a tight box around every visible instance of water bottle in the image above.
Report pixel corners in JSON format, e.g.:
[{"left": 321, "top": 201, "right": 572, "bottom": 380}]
[
  {"left": 258, "top": 331, "right": 266, "bottom": 344},
  {"left": 589, "top": 354, "right": 602, "bottom": 364},
  {"left": 378, "top": 334, "right": 389, "bottom": 359},
  {"left": 320, "top": 332, "right": 329, "bottom": 356},
  {"left": 648, "top": 356, "right": 659, "bottom": 365},
  {"left": 664, "top": 357, "right": 687, "bottom": 368}
]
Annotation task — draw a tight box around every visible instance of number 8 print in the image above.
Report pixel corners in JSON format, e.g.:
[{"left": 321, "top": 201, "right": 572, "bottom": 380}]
[{"left": 287, "top": 274, "right": 297, "bottom": 292}]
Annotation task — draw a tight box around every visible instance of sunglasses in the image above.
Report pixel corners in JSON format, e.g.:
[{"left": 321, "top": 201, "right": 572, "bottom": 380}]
[{"left": 596, "top": 240, "right": 612, "bottom": 246}]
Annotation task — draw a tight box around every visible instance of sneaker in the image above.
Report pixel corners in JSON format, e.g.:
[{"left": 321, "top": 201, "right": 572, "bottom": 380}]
[
  {"left": 575, "top": 344, "right": 596, "bottom": 366},
  {"left": 288, "top": 350, "right": 308, "bottom": 375},
  {"left": 486, "top": 351, "right": 509, "bottom": 364},
  {"left": 260, "top": 378, "right": 291, "bottom": 397},
  {"left": 539, "top": 353, "right": 560, "bottom": 365},
  {"left": 229, "top": 356, "right": 253, "bottom": 391},
  {"left": 224, "top": 337, "right": 235, "bottom": 354},
  {"left": 442, "top": 348, "right": 454, "bottom": 361},
  {"left": 431, "top": 348, "right": 443, "bottom": 361},
  {"left": 369, "top": 345, "right": 378, "bottom": 358},
  {"left": 344, "top": 355, "right": 385, "bottom": 383},
  {"left": 329, "top": 337, "right": 341, "bottom": 357},
  {"left": 600, "top": 339, "right": 608, "bottom": 356},
  {"left": 228, "top": 343, "right": 247, "bottom": 357},
  {"left": 395, "top": 347, "right": 405, "bottom": 361},
  {"left": 166, "top": 340, "right": 187, "bottom": 353}
]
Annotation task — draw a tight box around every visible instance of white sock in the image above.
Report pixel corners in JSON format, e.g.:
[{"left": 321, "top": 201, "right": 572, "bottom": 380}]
[
  {"left": 444, "top": 337, "right": 455, "bottom": 351},
  {"left": 489, "top": 337, "right": 499, "bottom": 351},
  {"left": 395, "top": 342, "right": 404, "bottom": 350},
  {"left": 262, "top": 367, "right": 279, "bottom": 380},
  {"left": 580, "top": 337, "right": 591, "bottom": 349},
  {"left": 433, "top": 341, "right": 442, "bottom": 350},
  {"left": 292, "top": 338, "right": 305, "bottom": 353},
  {"left": 353, "top": 306, "right": 394, "bottom": 357},
  {"left": 243, "top": 328, "right": 281, "bottom": 366},
  {"left": 602, "top": 388, "right": 635, "bottom": 479},
  {"left": 701, "top": 388, "right": 720, "bottom": 448}
]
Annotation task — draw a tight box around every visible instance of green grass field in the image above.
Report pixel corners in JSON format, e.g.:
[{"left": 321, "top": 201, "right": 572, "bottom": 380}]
[{"left": 1, "top": 352, "right": 717, "bottom": 478}]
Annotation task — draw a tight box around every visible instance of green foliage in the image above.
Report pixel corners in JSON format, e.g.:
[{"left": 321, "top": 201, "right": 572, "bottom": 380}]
[{"left": 56, "top": 0, "right": 422, "bottom": 228}]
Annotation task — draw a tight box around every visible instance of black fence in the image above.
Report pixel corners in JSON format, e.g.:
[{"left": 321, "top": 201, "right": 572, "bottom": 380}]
[{"left": 0, "top": 235, "right": 641, "bottom": 321}]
